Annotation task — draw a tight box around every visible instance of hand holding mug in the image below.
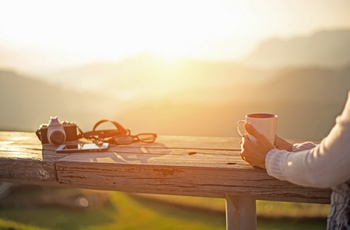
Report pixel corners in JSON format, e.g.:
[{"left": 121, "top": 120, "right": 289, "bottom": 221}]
[
  {"left": 236, "top": 113, "right": 278, "bottom": 144},
  {"left": 240, "top": 122, "right": 275, "bottom": 169}
]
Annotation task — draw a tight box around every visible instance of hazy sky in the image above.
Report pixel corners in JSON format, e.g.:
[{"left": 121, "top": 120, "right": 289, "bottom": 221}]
[{"left": 0, "top": 0, "right": 350, "bottom": 72}]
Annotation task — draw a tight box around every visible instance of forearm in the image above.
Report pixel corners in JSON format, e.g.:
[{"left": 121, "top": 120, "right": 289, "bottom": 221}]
[
  {"left": 266, "top": 146, "right": 340, "bottom": 188},
  {"left": 266, "top": 92, "right": 350, "bottom": 188}
]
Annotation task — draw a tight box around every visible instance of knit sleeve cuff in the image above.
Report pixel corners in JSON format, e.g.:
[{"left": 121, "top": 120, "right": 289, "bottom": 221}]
[
  {"left": 265, "top": 149, "right": 290, "bottom": 181},
  {"left": 292, "top": 141, "right": 317, "bottom": 152}
]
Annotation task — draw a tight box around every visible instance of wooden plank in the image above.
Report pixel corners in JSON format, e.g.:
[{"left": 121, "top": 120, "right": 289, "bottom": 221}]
[
  {"left": 56, "top": 149, "right": 331, "bottom": 203},
  {"left": 0, "top": 159, "right": 57, "bottom": 184},
  {"left": 55, "top": 148, "right": 244, "bottom": 167},
  {"left": 0, "top": 132, "right": 62, "bottom": 184},
  {"left": 147, "top": 135, "right": 241, "bottom": 150},
  {"left": 0, "top": 132, "right": 331, "bottom": 203},
  {"left": 0, "top": 131, "right": 63, "bottom": 161}
]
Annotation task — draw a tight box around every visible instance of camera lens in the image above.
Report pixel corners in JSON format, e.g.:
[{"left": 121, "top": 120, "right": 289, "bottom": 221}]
[{"left": 50, "top": 130, "right": 66, "bottom": 145}]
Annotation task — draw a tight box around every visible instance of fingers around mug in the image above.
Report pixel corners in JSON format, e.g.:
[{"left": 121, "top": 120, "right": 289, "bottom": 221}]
[
  {"left": 244, "top": 122, "right": 264, "bottom": 140},
  {"left": 241, "top": 133, "right": 252, "bottom": 150},
  {"left": 236, "top": 120, "right": 246, "bottom": 137},
  {"left": 240, "top": 152, "right": 245, "bottom": 161}
]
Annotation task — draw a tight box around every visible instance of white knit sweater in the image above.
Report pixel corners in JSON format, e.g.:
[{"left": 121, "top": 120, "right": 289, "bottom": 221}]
[{"left": 265, "top": 91, "right": 350, "bottom": 189}]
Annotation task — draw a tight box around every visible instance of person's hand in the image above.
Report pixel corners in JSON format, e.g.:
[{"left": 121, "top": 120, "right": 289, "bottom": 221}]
[
  {"left": 240, "top": 123, "right": 275, "bottom": 169},
  {"left": 274, "top": 134, "right": 293, "bottom": 151}
]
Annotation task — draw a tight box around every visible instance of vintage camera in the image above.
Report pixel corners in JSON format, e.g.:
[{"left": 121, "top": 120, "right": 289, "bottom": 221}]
[{"left": 36, "top": 117, "right": 81, "bottom": 145}]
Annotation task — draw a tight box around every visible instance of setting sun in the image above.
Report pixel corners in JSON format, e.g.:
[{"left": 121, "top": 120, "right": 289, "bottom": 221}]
[
  {"left": 0, "top": 0, "right": 349, "bottom": 74},
  {"left": 0, "top": 1, "right": 247, "bottom": 61}
]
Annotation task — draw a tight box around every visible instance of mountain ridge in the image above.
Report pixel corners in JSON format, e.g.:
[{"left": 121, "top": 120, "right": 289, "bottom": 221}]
[
  {"left": 244, "top": 29, "right": 350, "bottom": 69},
  {"left": 0, "top": 70, "right": 121, "bottom": 131},
  {"left": 2, "top": 64, "right": 349, "bottom": 140},
  {"left": 1, "top": 28, "right": 350, "bottom": 139}
]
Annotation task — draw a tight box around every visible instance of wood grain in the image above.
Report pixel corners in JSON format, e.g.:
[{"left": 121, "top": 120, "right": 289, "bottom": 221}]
[{"left": 0, "top": 132, "right": 331, "bottom": 203}]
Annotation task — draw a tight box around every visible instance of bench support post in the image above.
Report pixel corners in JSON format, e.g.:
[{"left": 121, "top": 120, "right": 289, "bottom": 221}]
[{"left": 225, "top": 194, "right": 257, "bottom": 230}]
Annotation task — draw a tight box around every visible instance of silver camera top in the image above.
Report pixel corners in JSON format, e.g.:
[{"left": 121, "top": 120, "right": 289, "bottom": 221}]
[{"left": 47, "top": 116, "right": 66, "bottom": 145}]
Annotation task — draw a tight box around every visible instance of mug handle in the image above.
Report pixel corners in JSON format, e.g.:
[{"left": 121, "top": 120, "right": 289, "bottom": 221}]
[{"left": 236, "top": 120, "right": 246, "bottom": 137}]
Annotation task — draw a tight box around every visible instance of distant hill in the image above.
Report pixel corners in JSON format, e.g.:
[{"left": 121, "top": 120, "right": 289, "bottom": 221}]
[
  {"left": 46, "top": 56, "right": 273, "bottom": 103},
  {"left": 0, "top": 42, "right": 96, "bottom": 75},
  {"left": 114, "top": 64, "right": 350, "bottom": 139},
  {"left": 252, "top": 65, "right": 350, "bottom": 138},
  {"left": 244, "top": 29, "right": 350, "bottom": 68},
  {"left": 1, "top": 63, "right": 349, "bottom": 140},
  {"left": 0, "top": 70, "right": 120, "bottom": 132}
]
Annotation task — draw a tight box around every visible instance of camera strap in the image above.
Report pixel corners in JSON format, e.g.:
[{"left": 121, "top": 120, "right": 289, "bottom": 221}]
[{"left": 82, "top": 120, "right": 129, "bottom": 143}]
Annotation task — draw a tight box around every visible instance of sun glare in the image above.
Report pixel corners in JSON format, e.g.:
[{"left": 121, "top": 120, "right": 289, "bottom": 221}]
[
  {"left": 0, "top": 0, "right": 251, "bottom": 62},
  {"left": 1, "top": 0, "right": 349, "bottom": 73}
]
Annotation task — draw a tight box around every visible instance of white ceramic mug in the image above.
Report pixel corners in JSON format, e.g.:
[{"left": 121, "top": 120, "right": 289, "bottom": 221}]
[{"left": 236, "top": 113, "right": 278, "bottom": 144}]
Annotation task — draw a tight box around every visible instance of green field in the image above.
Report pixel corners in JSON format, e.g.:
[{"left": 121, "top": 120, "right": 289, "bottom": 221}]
[{"left": 0, "top": 186, "right": 329, "bottom": 230}]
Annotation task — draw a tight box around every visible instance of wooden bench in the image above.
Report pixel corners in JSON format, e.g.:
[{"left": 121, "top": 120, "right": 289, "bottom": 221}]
[{"left": 0, "top": 131, "right": 331, "bottom": 230}]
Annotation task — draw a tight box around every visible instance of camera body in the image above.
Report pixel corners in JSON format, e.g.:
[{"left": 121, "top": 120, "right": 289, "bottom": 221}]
[{"left": 36, "top": 117, "right": 81, "bottom": 145}]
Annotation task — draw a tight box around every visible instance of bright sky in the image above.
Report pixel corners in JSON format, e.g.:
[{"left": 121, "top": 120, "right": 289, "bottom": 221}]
[{"left": 0, "top": 0, "right": 350, "bottom": 72}]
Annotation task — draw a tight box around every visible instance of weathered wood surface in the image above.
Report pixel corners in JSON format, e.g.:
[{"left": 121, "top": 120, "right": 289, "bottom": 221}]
[
  {"left": 0, "top": 131, "right": 331, "bottom": 203},
  {"left": 0, "top": 132, "right": 59, "bottom": 185}
]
